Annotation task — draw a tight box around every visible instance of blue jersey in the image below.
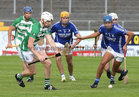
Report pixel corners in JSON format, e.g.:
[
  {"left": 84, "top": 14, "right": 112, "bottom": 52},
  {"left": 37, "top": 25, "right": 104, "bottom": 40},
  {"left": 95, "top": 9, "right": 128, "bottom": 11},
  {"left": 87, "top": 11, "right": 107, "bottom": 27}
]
[
  {"left": 99, "top": 24, "right": 127, "bottom": 53},
  {"left": 100, "top": 24, "right": 127, "bottom": 49},
  {"left": 50, "top": 21, "right": 79, "bottom": 45}
]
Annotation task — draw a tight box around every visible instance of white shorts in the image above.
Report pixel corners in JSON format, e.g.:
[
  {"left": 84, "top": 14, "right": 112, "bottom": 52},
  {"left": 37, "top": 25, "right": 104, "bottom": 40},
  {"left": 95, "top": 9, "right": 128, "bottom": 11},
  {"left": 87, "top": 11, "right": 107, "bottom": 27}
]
[
  {"left": 101, "top": 48, "right": 107, "bottom": 56},
  {"left": 106, "top": 46, "right": 124, "bottom": 62},
  {"left": 17, "top": 44, "right": 41, "bottom": 62},
  {"left": 55, "top": 42, "right": 73, "bottom": 55}
]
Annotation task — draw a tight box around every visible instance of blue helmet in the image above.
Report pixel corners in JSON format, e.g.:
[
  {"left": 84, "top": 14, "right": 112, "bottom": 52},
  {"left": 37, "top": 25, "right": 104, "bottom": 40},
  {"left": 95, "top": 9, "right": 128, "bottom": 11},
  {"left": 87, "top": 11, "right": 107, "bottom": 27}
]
[
  {"left": 24, "top": 6, "right": 32, "bottom": 13},
  {"left": 103, "top": 15, "right": 112, "bottom": 22}
]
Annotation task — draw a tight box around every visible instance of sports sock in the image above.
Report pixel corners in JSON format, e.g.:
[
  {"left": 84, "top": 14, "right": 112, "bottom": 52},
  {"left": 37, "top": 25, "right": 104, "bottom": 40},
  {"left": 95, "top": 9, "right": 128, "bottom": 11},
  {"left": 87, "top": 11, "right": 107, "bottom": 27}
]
[
  {"left": 27, "top": 76, "right": 31, "bottom": 79},
  {"left": 111, "top": 75, "right": 115, "bottom": 81},
  {"left": 107, "top": 69, "right": 110, "bottom": 73},
  {"left": 45, "top": 78, "right": 50, "bottom": 87},
  {"left": 17, "top": 73, "right": 23, "bottom": 80},
  {"left": 69, "top": 75, "right": 73, "bottom": 77},
  {"left": 94, "top": 78, "right": 100, "bottom": 84},
  {"left": 122, "top": 70, "right": 125, "bottom": 74},
  {"left": 61, "top": 73, "right": 65, "bottom": 76}
]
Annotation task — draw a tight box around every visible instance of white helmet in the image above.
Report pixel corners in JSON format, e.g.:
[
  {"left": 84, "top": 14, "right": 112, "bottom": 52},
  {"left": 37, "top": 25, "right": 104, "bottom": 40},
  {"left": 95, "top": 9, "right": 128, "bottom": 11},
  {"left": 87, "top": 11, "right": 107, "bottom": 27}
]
[
  {"left": 109, "top": 13, "right": 118, "bottom": 20},
  {"left": 41, "top": 11, "right": 53, "bottom": 22}
]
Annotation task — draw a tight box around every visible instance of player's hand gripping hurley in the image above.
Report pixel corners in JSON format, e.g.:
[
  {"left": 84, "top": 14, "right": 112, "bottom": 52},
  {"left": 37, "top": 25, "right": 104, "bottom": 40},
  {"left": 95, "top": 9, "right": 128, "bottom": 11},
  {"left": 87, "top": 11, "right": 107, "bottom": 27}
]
[{"left": 28, "top": 42, "right": 70, "bottom": 65}]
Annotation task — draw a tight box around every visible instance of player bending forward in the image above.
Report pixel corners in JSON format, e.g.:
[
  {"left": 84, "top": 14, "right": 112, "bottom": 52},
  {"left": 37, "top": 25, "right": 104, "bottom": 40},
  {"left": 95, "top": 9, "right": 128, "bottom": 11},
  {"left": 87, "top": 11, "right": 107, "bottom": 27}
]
[
  {"left": 77, "top": 15, "right": 134, "bottom": 88},
  {"left": 15, "top": 11, "right": 59, "bottom": 90}
]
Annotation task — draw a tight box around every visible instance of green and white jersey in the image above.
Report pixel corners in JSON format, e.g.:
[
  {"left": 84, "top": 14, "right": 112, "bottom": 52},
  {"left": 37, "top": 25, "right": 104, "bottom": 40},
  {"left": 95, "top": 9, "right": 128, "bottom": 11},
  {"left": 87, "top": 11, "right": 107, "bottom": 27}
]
[
  {"left": 20, "top": 22, "right": 50, "bottom": 51},
  {"left": 12, "top": 16, "right": 37, "bottom": 45}
]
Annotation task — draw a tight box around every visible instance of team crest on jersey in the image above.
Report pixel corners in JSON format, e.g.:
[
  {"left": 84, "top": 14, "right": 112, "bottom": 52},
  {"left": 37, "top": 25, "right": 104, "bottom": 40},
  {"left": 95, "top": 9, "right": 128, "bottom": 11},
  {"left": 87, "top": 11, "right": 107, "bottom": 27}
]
[{"left": 63, "top": 29, "right": 66, "bottom": 33}]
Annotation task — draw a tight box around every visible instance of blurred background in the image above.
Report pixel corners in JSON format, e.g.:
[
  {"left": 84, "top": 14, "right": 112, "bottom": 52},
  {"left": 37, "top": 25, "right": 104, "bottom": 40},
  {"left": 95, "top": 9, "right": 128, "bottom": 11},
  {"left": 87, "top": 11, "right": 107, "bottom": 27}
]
[{"left": 0, "top": 0, "right": 139, "bottom": 31}]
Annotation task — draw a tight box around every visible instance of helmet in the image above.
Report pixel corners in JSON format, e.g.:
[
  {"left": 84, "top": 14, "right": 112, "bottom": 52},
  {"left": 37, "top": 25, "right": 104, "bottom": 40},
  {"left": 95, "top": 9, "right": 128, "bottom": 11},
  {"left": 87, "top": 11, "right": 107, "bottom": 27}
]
[
  {"left": 103, "top": 15, "right": 112, "bottom": 22},
  {"left": 24, "top": 6, "right": 32, "bottom": 13},
  {"left": 60, "top": 11, "right": 70, "bottom": 18},
  {"left": 109, "top": 13, "right": 118, "bottom": 20},
  {"left": 41, "top": 11, "right": 53, "bottom": 22}
]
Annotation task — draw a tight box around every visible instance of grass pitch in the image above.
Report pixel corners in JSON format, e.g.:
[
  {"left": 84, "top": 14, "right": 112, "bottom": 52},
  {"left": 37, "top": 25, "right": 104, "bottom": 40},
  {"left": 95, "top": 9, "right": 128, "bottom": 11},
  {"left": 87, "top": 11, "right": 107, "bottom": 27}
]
[{"left": 0, "top": 56, "right": 139, "bottom": 97}]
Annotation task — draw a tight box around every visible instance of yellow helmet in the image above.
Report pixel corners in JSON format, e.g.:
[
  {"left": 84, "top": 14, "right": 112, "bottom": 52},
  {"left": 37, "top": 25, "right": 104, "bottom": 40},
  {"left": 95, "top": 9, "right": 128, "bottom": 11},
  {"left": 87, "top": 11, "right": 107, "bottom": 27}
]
[{"left": 60, "top": 11, "right": 70, "bottom": 18}]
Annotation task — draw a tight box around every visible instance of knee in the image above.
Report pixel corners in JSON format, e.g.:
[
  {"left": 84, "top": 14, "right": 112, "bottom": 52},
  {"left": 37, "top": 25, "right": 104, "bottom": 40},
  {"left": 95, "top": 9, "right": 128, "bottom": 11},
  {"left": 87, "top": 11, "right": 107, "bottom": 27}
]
[
  {"left": 32, "top": 71, "right": 37, "bottom": 75},
  {"left": 56, "top": 56, "right": 62, "bottom": 61},
  {"left": 67, "top": 61, "right": 73, "bottom": 66},
  {"left": 99, "top": 63, "right": 106, "bottom": 69},
  {"left": 29, "top": 70, "right": 37, "bottom": 75},
  {"left": 44, "top": 60, "right": 52, "bottom": 67}
]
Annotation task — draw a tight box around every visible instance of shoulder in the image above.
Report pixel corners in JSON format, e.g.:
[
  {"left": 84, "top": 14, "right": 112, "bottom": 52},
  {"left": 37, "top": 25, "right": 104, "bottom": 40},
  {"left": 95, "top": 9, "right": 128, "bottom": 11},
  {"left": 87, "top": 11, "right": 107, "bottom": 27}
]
[
  {"left": 100, "top": 24, "right": 105, "bottom": 28},
  {"left": 69, "top": 21, "right": 76, "bottom": 27},
  {"left": 30, "top": 17, "right": 37, "bottom": 23},
  {"left": 32, "top": 22, "right": 40, "bottom": 32},
  {"left": 68, "top": 21, "right": 78, "bottom": 29},
  {"left": 113, "top": 25, "right": 125, "bottom": 32},
  {"left": 52, "top": 21, "right": 60, "bottom": 28},
  {"left": 116, "top": 24, "right": 123, "bottom": 28},
  {"left": 13, "top": 16, "right": 23, "bottom": 23},
  {"left": 99, "top": 24, "right": 105, "bottom": 29}
]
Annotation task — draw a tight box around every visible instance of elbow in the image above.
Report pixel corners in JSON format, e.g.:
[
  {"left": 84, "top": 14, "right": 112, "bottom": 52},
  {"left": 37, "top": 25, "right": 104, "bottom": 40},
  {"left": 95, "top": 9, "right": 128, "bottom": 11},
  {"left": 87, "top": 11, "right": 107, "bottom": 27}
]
[
  {"left": 131, "top": 32, "right": 134, "bottom": 37},
  {"left": 130, "top": 31, "right": 134, "bottom": 38}
]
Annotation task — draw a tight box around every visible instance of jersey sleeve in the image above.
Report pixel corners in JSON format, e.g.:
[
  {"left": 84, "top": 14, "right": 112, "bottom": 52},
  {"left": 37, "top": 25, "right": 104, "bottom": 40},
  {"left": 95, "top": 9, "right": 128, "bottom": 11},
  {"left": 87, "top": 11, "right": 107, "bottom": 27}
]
[
  {"left": 50, "top": 25, "right": 57, "bottom": 33},
  {"left": 117, "top": 27, "right": 127, "bottom": 35},
  {"left": 99, "top": 25, "right": 104, "bottom": 34},
  {"left": 31, "top": 18, "right": 37, "bottom": 24},
  {"left": 29, "top": 25, "right": 38, "bottom": 39},
  {"left": 71, "top": 23, "right": 79, "bottom": 36}
]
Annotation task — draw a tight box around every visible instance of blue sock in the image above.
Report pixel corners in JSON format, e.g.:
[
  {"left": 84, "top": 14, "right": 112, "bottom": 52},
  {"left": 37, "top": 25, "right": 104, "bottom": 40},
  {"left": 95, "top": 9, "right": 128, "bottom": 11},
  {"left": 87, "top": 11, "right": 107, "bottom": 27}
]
[
  {"left": 111, "top": 75, "right": 114, "bottom": 81},
  {"left": 95, "top": 78, "right": 100, "bottom": 84},
  {"left": 122, "top": 70, "right": 125, "bottom": 74},
  {"left": 108, "top": 69, "right": 110, "bottom": 72},
  {"left": 61, "top": 73, "right": 64, "bottom": 75}
]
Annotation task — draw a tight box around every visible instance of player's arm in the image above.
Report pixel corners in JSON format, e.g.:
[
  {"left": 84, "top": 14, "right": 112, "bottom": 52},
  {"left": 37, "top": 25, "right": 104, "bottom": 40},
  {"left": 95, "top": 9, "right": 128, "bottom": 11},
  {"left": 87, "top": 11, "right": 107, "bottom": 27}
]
[
  {"left": 94, "top": 29, "right": 99, "bottom": 48},
  {"left": 123, "top": 31, "right": 134, "bottom": 51},
  {"left": 70, "top": 33, "right": 81, "bottom": 49},
  {"left": 45, "top": 35, "right": 58, "bottom": 53},
  {"left": 6, "top": 25, "right": 16, "bottom": 48},
  {"left": 77, "top": 32, "right": 100, "bottom": 40},
  {"left": 28, "top": 37, "right": 46, "bottom": 62}
]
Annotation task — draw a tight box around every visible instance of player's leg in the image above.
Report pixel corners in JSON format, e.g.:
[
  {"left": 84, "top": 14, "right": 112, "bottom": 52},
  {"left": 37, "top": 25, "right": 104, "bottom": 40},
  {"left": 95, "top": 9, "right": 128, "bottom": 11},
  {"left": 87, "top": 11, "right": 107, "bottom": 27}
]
[
  {"left": 17, "top": 46, "right": 34, "bottom": 82},
  {"left": 15, "top": 61, "right": 36, "bottom": 87},
  {"left": 55, "top": 43, "right": 66, "bottom": 82},
  {"left": 110, "top": 59, "right": 122, "bottom": 84},
  {"left": 39, "top": 51, "right": 57, "bottom": 90},
  {"left": 104, "top": 62, "right": 111, "bottom": 79},
  {"left": 56, "top": 56, "right": 66, "bottom": 82},
  {"left": 15, "top": 50, "right": 37, "bottom": 87},
  {"left": 91, "top": 51, "right": 114, "bottom": 88},
  {"left": 65, "top": 54, "right": 76, "bottom": 81},
  {"left": 112, "top": 59, "right": 128, "bottom": 81},
  {"left": 101, "top": 48, "right": 111, "bottom": 79},
  {"left": 22, "top": 61, "right": 34, "bottom": 82}
]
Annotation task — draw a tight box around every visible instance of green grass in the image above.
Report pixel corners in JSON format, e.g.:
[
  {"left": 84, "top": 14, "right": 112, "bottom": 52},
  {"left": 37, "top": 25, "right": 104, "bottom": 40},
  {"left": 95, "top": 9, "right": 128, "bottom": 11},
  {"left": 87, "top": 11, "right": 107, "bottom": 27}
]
[{"left": 0, "top": 56, "right": 139, "bottom": 97}]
